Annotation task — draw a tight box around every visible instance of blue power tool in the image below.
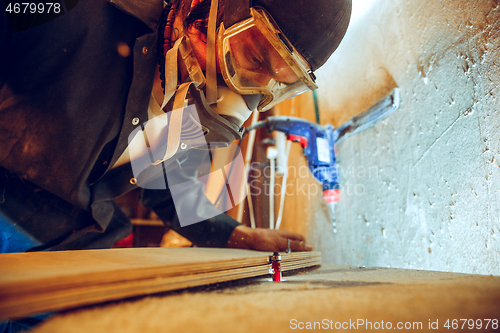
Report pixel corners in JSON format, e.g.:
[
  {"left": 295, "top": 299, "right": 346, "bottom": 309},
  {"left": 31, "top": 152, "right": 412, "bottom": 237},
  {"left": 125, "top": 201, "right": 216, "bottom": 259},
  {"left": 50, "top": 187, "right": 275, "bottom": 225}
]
[
  {"left": 255, "top": 116, "right": 341, "bottom": 233},
  {"left": 264, "top": 116, "right": 339, "bottom": 192},
  {"left": 246, "top": 88, "right": 400, "bottom": 234}
]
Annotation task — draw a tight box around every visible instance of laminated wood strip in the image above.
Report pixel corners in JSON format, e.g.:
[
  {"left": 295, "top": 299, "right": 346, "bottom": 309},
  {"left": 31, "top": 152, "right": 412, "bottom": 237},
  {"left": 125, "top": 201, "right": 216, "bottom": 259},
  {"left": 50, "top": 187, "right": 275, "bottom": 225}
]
[
  {"left": 0, "top": 248, "right": 269, "bottom": 296},
  {"left": 0, "top": 265, "right": 272, "bottom": 320},
  {"left": 0, "top": 248, "right": 320, "bottom": 320}
]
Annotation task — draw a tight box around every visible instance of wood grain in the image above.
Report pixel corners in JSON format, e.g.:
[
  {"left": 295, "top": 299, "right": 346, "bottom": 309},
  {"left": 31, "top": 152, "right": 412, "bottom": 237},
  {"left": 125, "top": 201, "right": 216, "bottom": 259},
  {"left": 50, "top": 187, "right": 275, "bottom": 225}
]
[{"left": 0, "top": 248, "right": 320, "bottom": 319}]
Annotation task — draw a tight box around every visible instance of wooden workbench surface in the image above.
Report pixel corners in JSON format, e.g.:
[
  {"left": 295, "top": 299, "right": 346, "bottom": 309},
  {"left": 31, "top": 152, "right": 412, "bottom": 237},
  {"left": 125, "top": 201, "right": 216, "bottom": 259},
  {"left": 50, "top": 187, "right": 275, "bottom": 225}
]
[{"left": 33, "top": 264, "right": 500, "bottom": 333}]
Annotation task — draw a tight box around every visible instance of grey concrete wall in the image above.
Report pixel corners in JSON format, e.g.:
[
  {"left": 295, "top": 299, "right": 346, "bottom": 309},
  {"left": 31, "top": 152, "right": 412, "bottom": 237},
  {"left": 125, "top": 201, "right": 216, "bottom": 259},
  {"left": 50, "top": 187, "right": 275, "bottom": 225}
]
[{"left": 308, "top": 0, "right": 500, "bottom": 275}]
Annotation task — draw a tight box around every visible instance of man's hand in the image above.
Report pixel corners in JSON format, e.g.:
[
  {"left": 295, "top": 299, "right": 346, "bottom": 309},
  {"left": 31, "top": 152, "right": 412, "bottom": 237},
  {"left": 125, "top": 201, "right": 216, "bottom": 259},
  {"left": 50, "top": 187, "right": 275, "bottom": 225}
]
[{"left": 227, "top": 225, "right": 314, "bottom": 252}]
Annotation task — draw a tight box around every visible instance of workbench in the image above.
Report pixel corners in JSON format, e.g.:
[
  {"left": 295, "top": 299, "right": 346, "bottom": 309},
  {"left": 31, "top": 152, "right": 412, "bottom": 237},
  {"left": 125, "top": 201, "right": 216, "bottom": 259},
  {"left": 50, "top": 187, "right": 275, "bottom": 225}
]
[{"left": 31, "top": 263, "right": 500, "bottom": 333}]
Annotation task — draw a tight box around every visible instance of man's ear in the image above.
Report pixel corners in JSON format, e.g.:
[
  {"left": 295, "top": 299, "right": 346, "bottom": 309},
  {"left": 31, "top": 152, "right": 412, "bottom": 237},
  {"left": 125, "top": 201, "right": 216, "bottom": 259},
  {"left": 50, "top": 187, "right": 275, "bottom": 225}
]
[
  {"left": 188, "top": 24, "right": 207, "bottom": 44},
  {"left": 187, "top": 0, "right": 207, "bottom": 42},
  {"left": 187, "top": 23, "right": 208, "bottom": 43}
]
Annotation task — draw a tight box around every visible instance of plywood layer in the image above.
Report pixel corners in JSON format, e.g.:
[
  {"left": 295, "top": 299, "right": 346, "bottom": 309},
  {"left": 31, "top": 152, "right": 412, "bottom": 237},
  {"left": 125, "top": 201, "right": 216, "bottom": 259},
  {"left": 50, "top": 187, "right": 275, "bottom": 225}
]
[{"left": 0, "top": 248, "right": 320, "bottom": 319}]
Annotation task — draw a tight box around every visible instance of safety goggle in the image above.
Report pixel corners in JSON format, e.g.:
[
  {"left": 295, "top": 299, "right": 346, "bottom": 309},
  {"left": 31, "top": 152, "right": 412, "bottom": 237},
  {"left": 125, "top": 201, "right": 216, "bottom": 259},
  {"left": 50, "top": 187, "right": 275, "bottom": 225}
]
[{"left": 218, "top": 8, "right": 318, "bottom": 112}]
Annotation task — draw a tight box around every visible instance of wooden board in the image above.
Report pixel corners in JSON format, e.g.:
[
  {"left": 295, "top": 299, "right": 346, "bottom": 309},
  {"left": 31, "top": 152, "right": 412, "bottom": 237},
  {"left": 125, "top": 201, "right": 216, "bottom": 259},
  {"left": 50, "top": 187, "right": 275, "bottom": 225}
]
[{"left": 0, "top": 248, "right": 320, "bottom": 319}]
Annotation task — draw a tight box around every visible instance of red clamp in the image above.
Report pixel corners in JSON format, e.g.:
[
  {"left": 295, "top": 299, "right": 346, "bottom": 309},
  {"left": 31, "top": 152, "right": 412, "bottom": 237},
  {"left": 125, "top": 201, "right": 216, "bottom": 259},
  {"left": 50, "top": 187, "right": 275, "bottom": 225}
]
[{"left": 270, "top": 252, "right": 282, "bottom": 282}]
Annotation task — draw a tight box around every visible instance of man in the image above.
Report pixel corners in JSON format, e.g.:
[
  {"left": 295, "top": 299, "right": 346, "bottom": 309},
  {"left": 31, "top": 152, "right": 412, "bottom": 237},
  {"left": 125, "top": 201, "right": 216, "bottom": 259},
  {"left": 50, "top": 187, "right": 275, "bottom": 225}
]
[{"left": 0, "top": 0, "right": 351, "bottom": 253}]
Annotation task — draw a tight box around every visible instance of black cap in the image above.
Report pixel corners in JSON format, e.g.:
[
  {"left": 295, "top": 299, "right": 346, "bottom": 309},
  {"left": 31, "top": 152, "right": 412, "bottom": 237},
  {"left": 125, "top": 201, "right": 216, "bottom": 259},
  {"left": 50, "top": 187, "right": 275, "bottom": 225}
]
[{"left": 223, "top": 0, "right": 352, "bottom": 71}]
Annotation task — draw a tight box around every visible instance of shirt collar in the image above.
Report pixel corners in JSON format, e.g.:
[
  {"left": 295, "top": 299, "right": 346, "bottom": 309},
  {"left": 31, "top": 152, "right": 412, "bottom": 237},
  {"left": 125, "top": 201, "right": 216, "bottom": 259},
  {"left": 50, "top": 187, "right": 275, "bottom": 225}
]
[{"left": 110, "top": 0, "right": 164, "bottom": 31}]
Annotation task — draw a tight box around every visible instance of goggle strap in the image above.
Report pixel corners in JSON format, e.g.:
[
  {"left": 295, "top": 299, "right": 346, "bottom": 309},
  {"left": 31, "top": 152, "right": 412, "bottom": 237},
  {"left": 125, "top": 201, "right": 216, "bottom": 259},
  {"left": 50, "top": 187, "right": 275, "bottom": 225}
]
[
  {"left": 223, "top": 0, "right": 251, "bottom": 29},
  {"left": 205, "top": 0, "right": 218, "bottom": 105},
  {"left": 161, "top": 37, "right": 183, "bottom": 110},
  {"left": 153, "top": 81, "right": 193, "bottom": 165}
]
